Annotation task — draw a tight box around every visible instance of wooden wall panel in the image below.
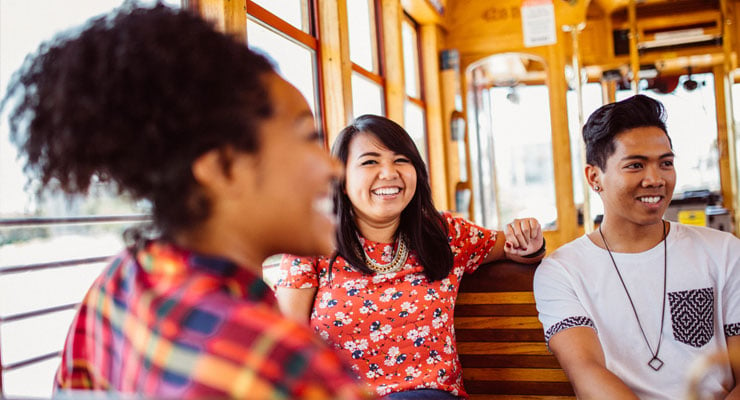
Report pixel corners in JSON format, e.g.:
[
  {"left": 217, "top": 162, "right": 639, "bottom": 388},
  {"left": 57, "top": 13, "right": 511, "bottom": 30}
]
[{"left": 446, "top": 0, "right": 526, "bottom": 56}]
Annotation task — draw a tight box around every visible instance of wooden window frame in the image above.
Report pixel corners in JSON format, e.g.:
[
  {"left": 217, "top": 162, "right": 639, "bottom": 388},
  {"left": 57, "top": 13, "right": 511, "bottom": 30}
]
[
  {"left": 403, "top": 13, "right": 425, "bottom": 107},
  {"left": 402, "top": 13, "right": 429, "bottom": 162},
  {"left": 348, "top": 0, "right": 387, "bottom": 116},
  {"left": 246, "top": 0, "right": 329, "bottom": 146}
]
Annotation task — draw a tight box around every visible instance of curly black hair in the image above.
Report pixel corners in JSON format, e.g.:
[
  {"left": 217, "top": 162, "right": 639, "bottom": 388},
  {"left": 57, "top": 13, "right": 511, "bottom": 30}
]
[
  {"left": 1, "top": 4, "right": 276, "bottom": 238},
  {"left": 583, "top": 94, "right": 671, "bottom": 170}
]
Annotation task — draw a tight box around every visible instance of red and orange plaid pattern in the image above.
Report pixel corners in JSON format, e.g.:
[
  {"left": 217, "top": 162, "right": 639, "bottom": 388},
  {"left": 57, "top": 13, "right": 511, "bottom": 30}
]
[{"left": 56, "top": 241, "right": 369, "bottom": 399}]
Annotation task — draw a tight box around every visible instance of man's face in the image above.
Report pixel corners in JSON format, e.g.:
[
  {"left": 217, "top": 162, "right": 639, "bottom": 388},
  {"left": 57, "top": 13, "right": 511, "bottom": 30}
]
[{"left": 588, "top": 126, "right": 676, "bottom": 230}]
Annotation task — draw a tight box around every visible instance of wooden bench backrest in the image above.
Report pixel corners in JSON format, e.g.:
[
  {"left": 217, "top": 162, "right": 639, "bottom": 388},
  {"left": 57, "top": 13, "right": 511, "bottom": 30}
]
[{"left": 455, "top": 260, "right": 575, "bottom": 399}]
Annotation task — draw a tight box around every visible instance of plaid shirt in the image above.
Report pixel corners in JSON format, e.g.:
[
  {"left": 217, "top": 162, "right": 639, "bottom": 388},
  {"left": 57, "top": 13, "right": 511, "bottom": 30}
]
[{"left": 56, "top": 241, "right": 369, "bottom": 399}]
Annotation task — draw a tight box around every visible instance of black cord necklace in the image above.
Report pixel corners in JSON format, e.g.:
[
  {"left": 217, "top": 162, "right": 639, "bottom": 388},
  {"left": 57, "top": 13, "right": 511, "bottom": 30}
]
[{"left": 598, "top": 220, "right": 668, "bottom": 371}]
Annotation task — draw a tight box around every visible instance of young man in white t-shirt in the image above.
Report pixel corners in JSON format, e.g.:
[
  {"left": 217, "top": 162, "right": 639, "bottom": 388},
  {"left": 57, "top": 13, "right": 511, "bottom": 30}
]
[{"left": 534, "top": 94, "right": 740, "bottom": 399}]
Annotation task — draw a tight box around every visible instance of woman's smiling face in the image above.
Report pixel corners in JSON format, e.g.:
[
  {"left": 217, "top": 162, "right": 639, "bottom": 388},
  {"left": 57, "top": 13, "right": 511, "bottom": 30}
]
[{"left": 344, "top": 132, "right": 417, "bottom": 227}]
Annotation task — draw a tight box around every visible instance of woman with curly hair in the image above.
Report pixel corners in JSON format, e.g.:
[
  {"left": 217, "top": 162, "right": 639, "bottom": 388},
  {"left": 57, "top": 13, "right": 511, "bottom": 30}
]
[
  {"left": 1, "top": 4, "right": 368, "bottom": 399},
  {"left": 276, "top": 115, "right": 545, "bottom": 399}
]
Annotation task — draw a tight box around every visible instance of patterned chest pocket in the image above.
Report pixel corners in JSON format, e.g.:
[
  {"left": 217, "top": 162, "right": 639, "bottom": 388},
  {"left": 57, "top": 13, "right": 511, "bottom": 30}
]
[{"left": 668, "top": 287, "right": 714, "bottom": 348}]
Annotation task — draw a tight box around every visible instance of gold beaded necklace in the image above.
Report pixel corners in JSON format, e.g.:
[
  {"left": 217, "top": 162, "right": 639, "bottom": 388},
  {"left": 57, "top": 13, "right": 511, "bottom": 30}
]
[{"left": 362, "top": 233, "right": 409, "bottom": 274}]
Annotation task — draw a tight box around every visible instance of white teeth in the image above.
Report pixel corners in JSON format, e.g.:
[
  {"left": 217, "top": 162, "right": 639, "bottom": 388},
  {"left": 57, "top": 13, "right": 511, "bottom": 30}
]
[
  {"left": 639, "top": 196, "right": 660, "bottom": 204},
  {"left": 372, "top": 187, "right": 401, "bottom": 196},
  {"left": 313, "top": 197, "right": 334, "bottom": 217}
]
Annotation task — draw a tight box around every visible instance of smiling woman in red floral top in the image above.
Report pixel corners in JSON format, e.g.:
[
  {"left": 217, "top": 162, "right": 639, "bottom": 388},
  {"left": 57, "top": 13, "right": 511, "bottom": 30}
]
[{"left": 276, "top": 115, "right": 545, "bottom": 399}]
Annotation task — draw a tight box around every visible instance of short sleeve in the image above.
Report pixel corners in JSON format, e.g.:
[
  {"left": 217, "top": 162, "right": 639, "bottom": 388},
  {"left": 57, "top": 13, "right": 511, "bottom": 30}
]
[
  {"left": 276, "top": 254, "right": 319, "bottom": 289},
  {"left": 722, "top": 235, "right": 740, "bottom": 337},
  {"left": 444, "top": 212, "right": 497, "bottom": 274},
  {"left": 533, "top": 258, "right": 596, "bottom": 345}
]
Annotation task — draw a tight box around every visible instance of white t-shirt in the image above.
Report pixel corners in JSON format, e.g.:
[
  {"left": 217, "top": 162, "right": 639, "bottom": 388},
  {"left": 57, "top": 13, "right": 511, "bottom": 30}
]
[{"left": 534, "top": 222, "right": 740, "bottom": 399}]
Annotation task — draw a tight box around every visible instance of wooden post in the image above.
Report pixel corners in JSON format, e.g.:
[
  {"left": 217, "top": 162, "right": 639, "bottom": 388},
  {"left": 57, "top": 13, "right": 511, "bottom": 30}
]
[
  {"left": 420, "top": 24, "right": 449, "bottom": 210},
  {"left": 380, "top": 0, "right": 405, "bottom": 124},
  {"left": 192, "top": 0, "right": 246, "bottom": 42},
  {"left": 720, "top": 0, "right": 739, "bottom": 233},
  {"left": 628, "top": 0, "right": 640, "bottom": 94},
  {"left": 441, "top": 57, "right": 459, "bottom": 211},
  {"left": 548, "top": 28, "right": 579, "bottom": 246},
  {"left": 317, "top": 0, "right": 353, "bottom": 146}
]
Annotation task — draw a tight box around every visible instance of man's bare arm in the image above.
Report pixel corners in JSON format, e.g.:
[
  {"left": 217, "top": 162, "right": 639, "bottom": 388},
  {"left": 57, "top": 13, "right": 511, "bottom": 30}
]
[
  {"left": 726, "top": 335, "right": 740, "bottom": 399},
  {"left": 549, "top": 327, "right": 639, "bottom": 399}
]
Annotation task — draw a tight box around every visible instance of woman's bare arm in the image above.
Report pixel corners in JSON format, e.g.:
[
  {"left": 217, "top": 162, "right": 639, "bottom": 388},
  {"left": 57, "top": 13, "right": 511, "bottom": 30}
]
[{"left": 275, "top": 287, "right": 317, "bottom": 325}]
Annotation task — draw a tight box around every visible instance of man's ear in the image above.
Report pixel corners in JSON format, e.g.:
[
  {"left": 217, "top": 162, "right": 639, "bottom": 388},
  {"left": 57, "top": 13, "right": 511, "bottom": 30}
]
[{"left": 585, "top": 164, "right": 602, "bottom": 192}]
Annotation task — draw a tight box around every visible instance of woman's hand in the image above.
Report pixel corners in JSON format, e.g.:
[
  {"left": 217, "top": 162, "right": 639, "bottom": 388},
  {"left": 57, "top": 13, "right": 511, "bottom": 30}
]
[{"left": 503, "top": 218, "right": 544, "bottom": 260}]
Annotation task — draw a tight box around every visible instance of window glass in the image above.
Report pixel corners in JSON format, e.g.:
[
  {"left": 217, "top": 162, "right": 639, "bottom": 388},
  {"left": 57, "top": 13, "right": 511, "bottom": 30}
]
[
  {"left": 0, "top": 2, "right": 176, "bottom": 397},
  {"left": 568, "top": 83, "right": 604, "bottom": 222},
  {"left": 488, "top": 85, "right": 557, "bottom": 229},
  {"left": 616, "top": 73, "right": 719, "bottom": 196},
  {"left": 1, "top": 1, "right": 162, "bottom": 219},
  {"left": 346, "top": 0, "right": 378, "bottom": 73},
  {"left": 404, "top": 101, "right": 427, "bottom": 164},
  {"left": 351, "top": 72, "right": 385, "bottom": 117},
  {"left": 246, "top": 18, "right": 319, "bottom": 114},
  {"left": 250, "top": 0, "right": 310, "bottom": 32},
  {"left": 467, "top": 85, "right": 496, "bottom": 225},
  {"left": 402, "top": 20, "right": 420, "bottom": 98}
]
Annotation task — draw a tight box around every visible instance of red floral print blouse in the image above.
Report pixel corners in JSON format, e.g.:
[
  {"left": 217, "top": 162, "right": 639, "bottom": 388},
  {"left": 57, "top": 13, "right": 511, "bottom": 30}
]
[{"left": 277, "top": 213, "right": 496, "bottom": 398}]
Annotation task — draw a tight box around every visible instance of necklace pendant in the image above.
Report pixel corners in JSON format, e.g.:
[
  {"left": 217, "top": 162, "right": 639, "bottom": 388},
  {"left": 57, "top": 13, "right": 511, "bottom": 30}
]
[{"left": 648, "top": 356, "right": 664, "bottom": 371}]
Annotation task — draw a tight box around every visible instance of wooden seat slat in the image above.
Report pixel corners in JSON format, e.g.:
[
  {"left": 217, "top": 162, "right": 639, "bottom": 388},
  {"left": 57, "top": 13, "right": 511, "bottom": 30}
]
[
  {"left": 455, "top": 303, "right": 539, "bottom": 316},
  {"left": 463, "top": 367, "right": 569, "bottom": 382},
  {"left": 469, "top": 395, "right": 575, "bottom": 400},
  {"left": 459, "top": 262, "right": 538, "bottom": 292},
  {"left": 459, "top": 354, "right": 562, "bottom": 369},
  {"left": 455, "top": 316, "right": 542, "bottom": 330},
  {"left": 455, "top": 328, "right": 545, "bottom": 342},
  {"left": 464, "top": 380, "right": 575, "bottom": 395},
  {"left": 456, "top": 342, "right": 550, "bottom": 356},
  {"left": 457, "top": 292, "right": 535, "bottom": 305}
]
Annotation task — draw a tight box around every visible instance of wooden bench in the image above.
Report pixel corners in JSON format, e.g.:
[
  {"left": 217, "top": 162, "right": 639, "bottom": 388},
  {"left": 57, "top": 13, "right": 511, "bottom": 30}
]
[{"left": 455, "top": 260, "right": 575, "bottom": 399}]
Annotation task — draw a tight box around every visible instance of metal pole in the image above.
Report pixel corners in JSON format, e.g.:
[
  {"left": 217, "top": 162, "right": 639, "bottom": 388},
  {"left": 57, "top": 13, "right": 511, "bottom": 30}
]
[{"left": 565, "top": 23, "right": 592, "bottom": 232}]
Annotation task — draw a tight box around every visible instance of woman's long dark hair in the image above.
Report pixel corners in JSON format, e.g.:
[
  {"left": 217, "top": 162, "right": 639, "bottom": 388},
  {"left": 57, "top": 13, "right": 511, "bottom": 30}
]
[{"left": 332, "top": 115, "right": 453, "bottom": 281}]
